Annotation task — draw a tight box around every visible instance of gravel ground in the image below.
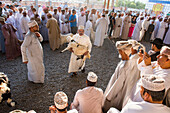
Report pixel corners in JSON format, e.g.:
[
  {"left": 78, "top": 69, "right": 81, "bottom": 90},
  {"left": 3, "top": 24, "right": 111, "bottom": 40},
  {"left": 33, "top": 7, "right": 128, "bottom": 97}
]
[{"left": 0, "top": 38, "right": 151, "bottom": 113}]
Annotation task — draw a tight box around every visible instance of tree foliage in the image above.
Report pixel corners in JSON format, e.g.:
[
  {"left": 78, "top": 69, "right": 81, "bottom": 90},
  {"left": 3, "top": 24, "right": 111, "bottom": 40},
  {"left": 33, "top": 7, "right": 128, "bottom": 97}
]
[{"left": 115, "top": 0, "right": 146, "bottom": 9}]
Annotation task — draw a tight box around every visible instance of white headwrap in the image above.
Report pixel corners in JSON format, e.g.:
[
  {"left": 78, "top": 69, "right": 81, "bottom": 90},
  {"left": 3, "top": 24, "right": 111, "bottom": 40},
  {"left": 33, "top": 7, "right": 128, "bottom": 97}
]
[
  {"left": 116, "top": 41, "right": 132, "bottom": 57},
  {"left": 28, "top": 20, "right": 38, "bottom": 28}
]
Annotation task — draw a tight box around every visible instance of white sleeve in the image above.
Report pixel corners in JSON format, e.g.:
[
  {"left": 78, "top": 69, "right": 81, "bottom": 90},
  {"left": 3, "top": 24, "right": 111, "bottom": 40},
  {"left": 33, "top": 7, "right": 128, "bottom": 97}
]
[
  {"left": 21, "top": 35, "right": 32, "bottom": 62},
  {"left": 137, "top": 59, "right": 154, "bottom": 75},
  {"left": 38, "top": 34, "right": 43, "bottom": 42},
  {"left": 72, "top": 90, "right": 81, "bottom": 110},
  {"left": 87, "top": 37, "right": 92, "bottom": 53}
]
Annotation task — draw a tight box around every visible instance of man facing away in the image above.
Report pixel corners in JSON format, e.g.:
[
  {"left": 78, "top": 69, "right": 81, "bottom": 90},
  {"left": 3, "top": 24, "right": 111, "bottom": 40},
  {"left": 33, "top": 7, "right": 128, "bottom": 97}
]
[
  {"left": 49, "top": 91, "right": 78, "bottom": 113},
  {"left": 71, "top": 72, "right": 103, "bottom": 113}
]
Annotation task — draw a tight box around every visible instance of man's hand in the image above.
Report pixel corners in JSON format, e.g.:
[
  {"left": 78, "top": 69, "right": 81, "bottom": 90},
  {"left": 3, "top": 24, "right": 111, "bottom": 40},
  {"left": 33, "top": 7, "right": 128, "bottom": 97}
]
[
  {"left": 23, "top": 61, "right": 28, "bottom": 64},
  {"left": 131, "top": 48, "right": 137, "bottom": 55},
  {"left": 35, "top": 32, "right": 40, "bottom": 37},
  {"left": 49, "top": 105, "right": 57, "bottom": 111},
  {"left": 138, "top": 49, "right": 144, "bottom": 64},
  {"left": 69, "top": 48, "right": 74, "bottom": 53},
  {"left": 118, "top": 49, "right": 129, "bottom": 60},
  {"left": 84, "top": 51, "right": 89, "bottom": 55},
  {"left": 144, "top": 52, "right": 151, "bottom": 66}
]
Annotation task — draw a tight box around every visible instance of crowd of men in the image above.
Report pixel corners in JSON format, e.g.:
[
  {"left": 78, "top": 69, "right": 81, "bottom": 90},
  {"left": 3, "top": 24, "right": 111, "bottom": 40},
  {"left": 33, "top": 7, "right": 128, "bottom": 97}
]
[{"left": 0, "top": 1, "right": 170, "bottom": 113}]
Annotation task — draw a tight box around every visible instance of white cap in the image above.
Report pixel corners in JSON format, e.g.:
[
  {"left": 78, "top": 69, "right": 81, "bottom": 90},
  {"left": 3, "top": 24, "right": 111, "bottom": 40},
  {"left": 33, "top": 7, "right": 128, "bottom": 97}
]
[
  {"left": 160, "top": 46, "right": 170, "bottom": 59},
  {"left": 28, "top": 20, "right": 38, "bottom": 28},
  {"left": 141, "top": 74, "right": 165, "bottom": 91},
  {"left": 9, "top": 110, "right": 27, "bottom": 113},
  {"left": 87, "top": 72, "right": 98, "bottom": 82},
  {"left": 54, "top": 91, "right": 68, "bottom": 109},
  {"left": 78, "top": 25, "right": 84, "bottom": 30}
]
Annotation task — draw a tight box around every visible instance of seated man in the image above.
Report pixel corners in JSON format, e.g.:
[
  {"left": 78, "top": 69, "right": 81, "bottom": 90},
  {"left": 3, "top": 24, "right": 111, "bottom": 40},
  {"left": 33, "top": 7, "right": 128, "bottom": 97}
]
[
  {"left": 148, "top": 38, "right": 163, "bottom": 61},
  {"left": 130, "top": 46, "right": 170, "bottom": 107},
  {"left": 71, "top": 72, "right": 103, "bottom": 113},
  {"left": 49, "top": 91, "right": 78, "bottom": 113},
  {"left": 107, "top": 75, "right": 170, "bottom": 113},
  {"left": 120, "top": 75, "right": 170, "bottom": 113}
]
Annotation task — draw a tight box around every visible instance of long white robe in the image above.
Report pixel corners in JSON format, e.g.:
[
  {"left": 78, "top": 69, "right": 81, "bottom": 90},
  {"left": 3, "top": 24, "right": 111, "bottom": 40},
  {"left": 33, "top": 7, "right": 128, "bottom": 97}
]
[
  {"left": 21, "top": 31, "right": 45, "bottom": 83},
  {"left": 121, "top": 101, "right": 170, "bottom": 113},
  {"left": 154, "top": 20, "right": 160, "bottom": 38},
  {"left": 113, "top": 17, "right": 122, "bottom": 38},
  {"left": 132, "top": 20, "right": 143, "bottom": 41},
  {"left": 150, "top": 21, "right": 157, "bottom": 41},
  {"left": 156, "top": 21, "right": 168, "bottom": 40},
  {"left": 78, "top": 15, "right": 86, "bottom": 27},
  {"left": 15, "top": 13, "right": 24, "bottom": 40},
  {"left": 85, "top": 20, "right": 93, "bottom": 38},
  {"left": 60, "top": 14, "right": 69, "bottom": 34},
  {"left": 121, "top": 16, "right": 131, "bottom": 40},
  {"left": 68, "top": 34, "right": 92, "bottom": 73},
  {"left": 94, "top": 17, "right": 108, "bottom": 47},
  {"left": 20, "top": 16, "right": 30, "bottom": 35},
  {"left": 103, "top": 54, "right": 140, "bottom": 111},
  {"left": 129, "top": 60, "right": 170, "bottom": 107},
  {"left": 139, "top": 19, "right": 150, "bottom": 41},
  {"left": 163, "top": 25, "right": 170, "bottom": 45}
]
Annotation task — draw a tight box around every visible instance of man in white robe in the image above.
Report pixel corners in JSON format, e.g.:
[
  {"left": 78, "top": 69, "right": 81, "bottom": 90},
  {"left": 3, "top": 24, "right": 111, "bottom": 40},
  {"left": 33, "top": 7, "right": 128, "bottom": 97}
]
[
  {"left": 139, "top": 17, "right": 150, "bottom": 41},
  {"left": 156, "top": 18, "right": 168, "bottom": 40},
  {"left": 132, "top": 17, "right": 144, "bottom": 41},
  {"left": 68, "top": 25, "right": 92, "bottom": 77},
  {"left": 15, "top": 7, "right": 24, "bottom": 40},
  {"left": 78, "top": 11, "right": 86, "bottom": 27},
  {"left": 21, "top": 20, "right": 45, "bottom": 83},
  {"left": 113, "top": 14, "right": 122, "bottom": 38},
  {"left": 20, "top": 11, "right": 30, "bottom": 38},
  {"left": 38, "top": 5, "right": 43, "bottom": 19},
  {"left": 85, "top": 17, "right": 93, "bottom": 38},
  {"left": 60, "top": 9, "right": 69, "bottom": 34},
  {"left": 129, "top": 46, "right": 170, "bottom": 107},
  {"left": 120, "top": 75, "right": 170, "bottom": 113},
  {"left": 102, "top": 40, "right": 141, "bottom": 112},
  {"left": 94, "top": 14, "right": 108, "bottom": 47},
  {"left": 121, "top": 13, "right": 131, "bottom": 40},
  {"left": 154, "top": 17, "right": 162, "bottom": 38}
]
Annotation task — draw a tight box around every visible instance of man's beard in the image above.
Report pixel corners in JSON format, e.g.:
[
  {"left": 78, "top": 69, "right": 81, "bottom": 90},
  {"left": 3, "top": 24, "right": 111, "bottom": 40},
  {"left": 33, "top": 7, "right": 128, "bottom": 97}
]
[{"left": 79, "top": 33, "right": 83, "bottom": 36}]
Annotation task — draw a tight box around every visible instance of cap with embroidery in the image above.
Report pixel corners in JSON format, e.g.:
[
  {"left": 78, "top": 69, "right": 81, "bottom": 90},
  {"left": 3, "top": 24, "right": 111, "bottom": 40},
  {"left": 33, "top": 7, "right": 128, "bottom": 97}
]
[
  {"left": 54, "top": 91, "right": 68, "bottom": 109},
  {"left": 141, "top": 74, "right": 165, "bottom": 91},
  {"left": 78, "top": 25, "right": 84, "bottom": 30},
  {"left": 28, "top": 20, "right": 38, "bottom": 28},
  {"left": 87, "top": 72, "right": 98, "bottom": 83}
]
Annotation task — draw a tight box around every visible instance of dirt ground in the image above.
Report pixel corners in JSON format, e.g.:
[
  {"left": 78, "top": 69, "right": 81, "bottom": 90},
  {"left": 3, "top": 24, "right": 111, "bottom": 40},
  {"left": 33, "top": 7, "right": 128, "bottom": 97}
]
[{"left": 0, "top": 38, "right": 151, "bottom": 113}]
